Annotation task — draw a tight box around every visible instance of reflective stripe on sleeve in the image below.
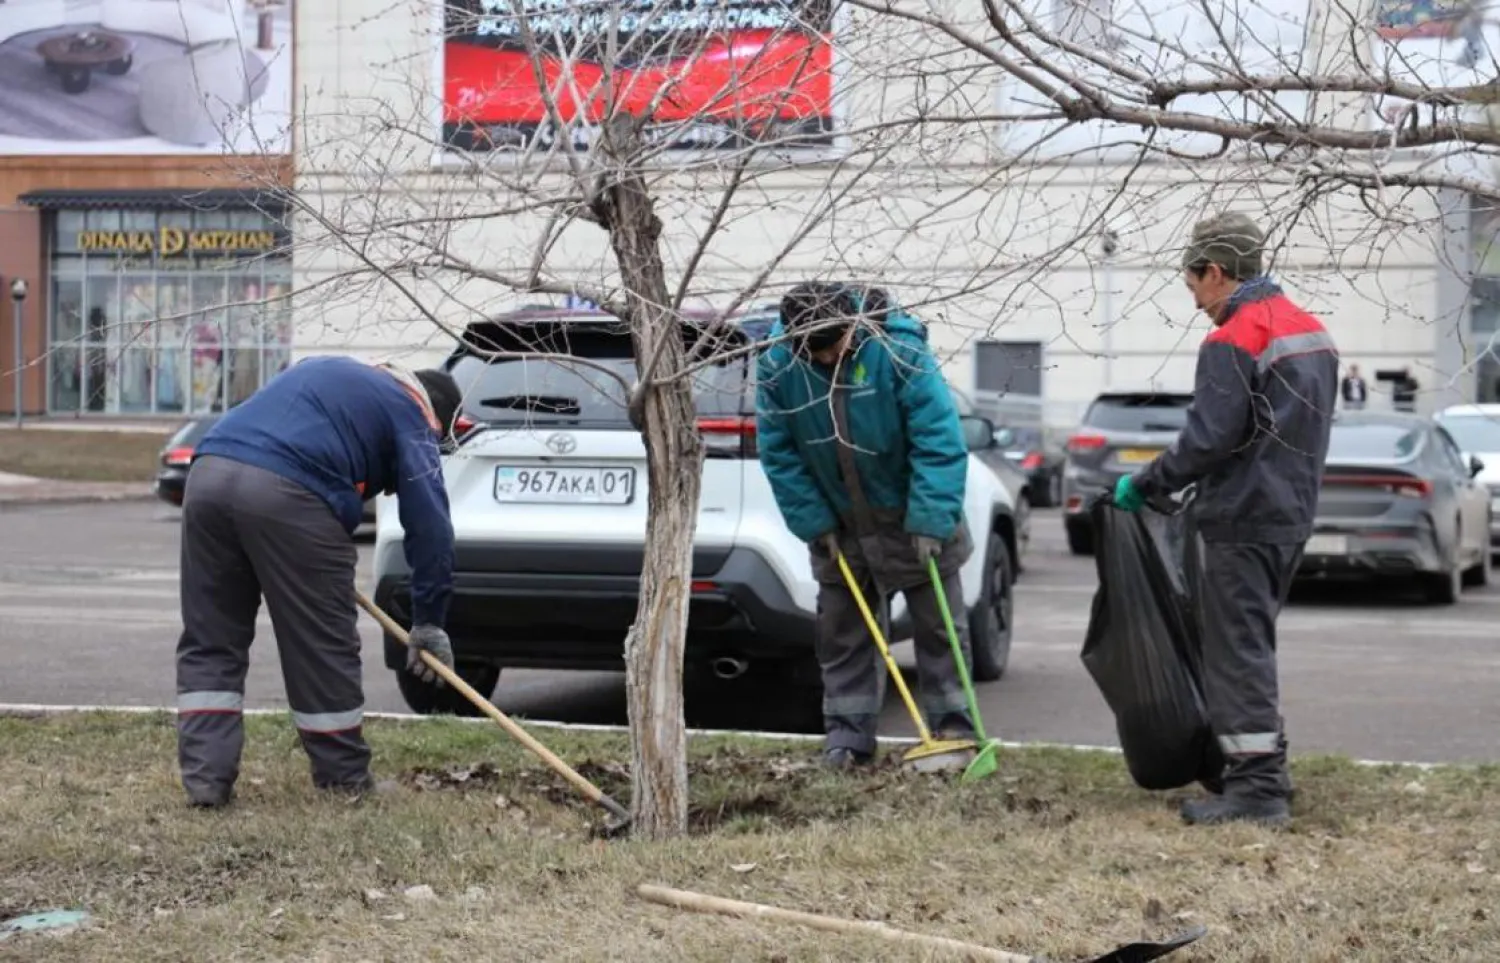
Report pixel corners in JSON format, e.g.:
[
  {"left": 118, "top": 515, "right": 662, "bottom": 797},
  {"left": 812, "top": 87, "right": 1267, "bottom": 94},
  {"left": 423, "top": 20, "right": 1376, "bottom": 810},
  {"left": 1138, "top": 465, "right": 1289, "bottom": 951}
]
[
  {"left": 1219, "top": 732, "right": 1281, "bottom": 755},
  {"left": 178, "top": 690, "right": 244, "bottom": 714},
  {"left": 292, "top": 708, "right": 364, "bottom": 733}
]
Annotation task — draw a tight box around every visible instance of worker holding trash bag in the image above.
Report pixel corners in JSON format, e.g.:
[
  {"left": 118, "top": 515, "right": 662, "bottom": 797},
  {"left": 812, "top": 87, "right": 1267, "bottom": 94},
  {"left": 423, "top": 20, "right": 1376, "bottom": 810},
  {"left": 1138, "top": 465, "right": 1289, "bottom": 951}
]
[
  {"left": 755, "top": 281, "right": 978, "bottom": 769},
  {"left": 1113, "top": 212, "right": 1338, "bottom": 827},
  {"left": 174, "top": 356, "right": 463, "bottom": 808}
]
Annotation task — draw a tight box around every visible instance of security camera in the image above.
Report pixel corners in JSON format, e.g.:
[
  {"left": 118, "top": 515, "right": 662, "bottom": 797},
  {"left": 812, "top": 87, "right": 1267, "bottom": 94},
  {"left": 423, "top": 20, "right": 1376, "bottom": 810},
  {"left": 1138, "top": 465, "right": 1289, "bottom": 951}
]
[
  {"left": 1100, "top": 230, "right": 1119, "bottom": 258},
  {"left": 9, "top": 279, "right": 26, "bottom": 302}
]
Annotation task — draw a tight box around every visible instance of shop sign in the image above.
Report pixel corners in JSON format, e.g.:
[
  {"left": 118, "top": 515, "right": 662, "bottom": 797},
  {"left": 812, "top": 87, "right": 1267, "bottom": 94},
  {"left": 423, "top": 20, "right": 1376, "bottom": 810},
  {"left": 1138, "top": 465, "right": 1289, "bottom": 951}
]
[{"left": 76, "top": 228, "right": 282, "bottom": 256}]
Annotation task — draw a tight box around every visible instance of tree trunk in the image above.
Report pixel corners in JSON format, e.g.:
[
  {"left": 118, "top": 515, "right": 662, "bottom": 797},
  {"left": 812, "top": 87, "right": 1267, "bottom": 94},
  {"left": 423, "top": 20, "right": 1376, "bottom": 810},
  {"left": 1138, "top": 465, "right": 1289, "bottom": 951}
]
[{"left": 598, "top": 118, "right": 703, "bottom": 840}]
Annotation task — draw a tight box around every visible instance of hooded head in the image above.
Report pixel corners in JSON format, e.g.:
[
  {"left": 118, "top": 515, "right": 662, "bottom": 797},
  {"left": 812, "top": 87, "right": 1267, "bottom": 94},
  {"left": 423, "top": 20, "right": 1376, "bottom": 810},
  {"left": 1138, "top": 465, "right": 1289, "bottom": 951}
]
[
  {"left": 415, "top": 368, "right": 463, "bottom": 443},
  {"left": 780, "top": 282, "right": 876, "bottom": 363}
]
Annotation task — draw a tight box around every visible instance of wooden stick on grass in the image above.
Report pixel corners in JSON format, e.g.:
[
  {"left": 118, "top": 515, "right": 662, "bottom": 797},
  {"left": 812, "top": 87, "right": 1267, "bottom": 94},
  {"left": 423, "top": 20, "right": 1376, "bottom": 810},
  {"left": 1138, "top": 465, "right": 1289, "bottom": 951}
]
[{"left": 636, "top": 883, "right": 1037, "bottom": 963}]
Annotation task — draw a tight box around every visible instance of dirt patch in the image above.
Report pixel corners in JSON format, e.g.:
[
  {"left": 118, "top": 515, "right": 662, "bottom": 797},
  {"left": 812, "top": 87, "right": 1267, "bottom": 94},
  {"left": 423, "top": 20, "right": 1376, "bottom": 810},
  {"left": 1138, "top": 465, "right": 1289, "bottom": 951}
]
[
  {"left": 3, "top": 712, "right": 1500, "bottom": 962},
  {"left": 0, "top": 430, "right": 165, "bottom": 482}
]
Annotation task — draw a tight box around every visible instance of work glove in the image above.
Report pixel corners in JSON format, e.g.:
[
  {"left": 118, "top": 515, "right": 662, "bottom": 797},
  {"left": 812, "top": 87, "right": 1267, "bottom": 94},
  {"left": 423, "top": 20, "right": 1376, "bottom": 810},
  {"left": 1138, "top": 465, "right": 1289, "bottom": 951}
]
[
  {"left": 912, "top": 535, "right": 943, "bottom": 562},
  {"left": 407, "top": 624, "right": 454, "bottom": 685},
  {"left": 1113, "top": 474, "right": 1145, "bottom": 513}
]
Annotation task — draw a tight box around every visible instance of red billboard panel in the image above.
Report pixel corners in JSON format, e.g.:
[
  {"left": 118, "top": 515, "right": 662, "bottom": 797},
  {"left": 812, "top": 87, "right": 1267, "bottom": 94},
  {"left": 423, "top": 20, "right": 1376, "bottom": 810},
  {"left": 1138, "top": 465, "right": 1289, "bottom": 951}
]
[{"left": 443, "top": 0, "right": 835, "bottom": 152}]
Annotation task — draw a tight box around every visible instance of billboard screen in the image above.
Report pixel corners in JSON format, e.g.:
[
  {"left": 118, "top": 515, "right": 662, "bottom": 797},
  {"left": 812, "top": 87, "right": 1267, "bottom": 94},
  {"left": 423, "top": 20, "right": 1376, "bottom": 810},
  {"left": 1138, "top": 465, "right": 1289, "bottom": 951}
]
[
  {"left": 442, "top": 0, "right": 836, "bottom": 153},
  {"left": 0, "top": 0, "right": 293, "bottom": 155}
]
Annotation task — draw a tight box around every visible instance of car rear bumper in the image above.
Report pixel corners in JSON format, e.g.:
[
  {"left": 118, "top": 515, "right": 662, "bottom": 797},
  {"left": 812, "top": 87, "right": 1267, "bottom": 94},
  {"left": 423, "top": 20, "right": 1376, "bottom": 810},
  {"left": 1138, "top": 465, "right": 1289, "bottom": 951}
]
[
  {"left": 374, "top": 545, "right": 816, "bottom": 673},
  {"left": 1295, "top": 525, "right": 1445, "bottom": 580},
  {"left": 153, "top": 468, "right": 187, "bottom": 506}
]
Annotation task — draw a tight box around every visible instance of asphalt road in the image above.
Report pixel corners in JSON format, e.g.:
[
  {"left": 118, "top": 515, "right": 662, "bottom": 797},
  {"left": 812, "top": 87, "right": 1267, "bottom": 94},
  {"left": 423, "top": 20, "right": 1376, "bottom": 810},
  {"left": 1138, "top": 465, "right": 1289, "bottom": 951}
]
[{"left": 3, "top": 499, "right": 1498, "bottom": 765}]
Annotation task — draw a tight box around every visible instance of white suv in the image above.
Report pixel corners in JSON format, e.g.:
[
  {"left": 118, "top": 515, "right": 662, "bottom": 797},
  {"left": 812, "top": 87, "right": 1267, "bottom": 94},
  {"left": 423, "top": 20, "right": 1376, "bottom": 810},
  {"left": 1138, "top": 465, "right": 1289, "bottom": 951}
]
[{"left": 369, "top": 308, "right": 1023, "bottom": 717}]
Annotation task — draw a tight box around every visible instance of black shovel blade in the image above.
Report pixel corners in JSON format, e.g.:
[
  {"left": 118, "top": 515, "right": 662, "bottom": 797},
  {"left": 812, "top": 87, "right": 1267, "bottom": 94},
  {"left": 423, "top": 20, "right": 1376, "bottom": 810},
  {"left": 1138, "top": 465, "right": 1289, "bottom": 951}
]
[{"left": 1084, "top": 925, "right": 1207, "bottom": 963}]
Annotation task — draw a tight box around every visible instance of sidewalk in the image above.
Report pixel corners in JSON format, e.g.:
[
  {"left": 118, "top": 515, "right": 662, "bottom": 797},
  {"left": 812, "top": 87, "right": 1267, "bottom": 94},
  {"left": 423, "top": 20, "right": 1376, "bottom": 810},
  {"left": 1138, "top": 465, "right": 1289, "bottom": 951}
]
[{"left": 0, "top": 472, "right": 154, "bottom": 510}]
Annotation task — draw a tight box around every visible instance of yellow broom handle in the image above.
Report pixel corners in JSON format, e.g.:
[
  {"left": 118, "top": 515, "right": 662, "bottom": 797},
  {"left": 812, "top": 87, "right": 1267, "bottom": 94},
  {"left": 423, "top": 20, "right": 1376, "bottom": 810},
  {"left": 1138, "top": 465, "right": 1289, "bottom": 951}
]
[{"left": 836, "top": 552, "right": 934, "bottom": 743}]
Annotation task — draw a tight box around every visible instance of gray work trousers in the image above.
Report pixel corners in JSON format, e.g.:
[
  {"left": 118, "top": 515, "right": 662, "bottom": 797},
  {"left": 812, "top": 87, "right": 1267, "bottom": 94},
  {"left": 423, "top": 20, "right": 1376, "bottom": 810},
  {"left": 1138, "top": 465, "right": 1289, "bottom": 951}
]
[
  {"left": 1197, "top": 539, "right": 1303, "bottom": 800},
  {"left": 175, "top": 455, "right": 370, "bottom": 804},
  {"left": 809, "top": 526, "right": 975, "bottom": 757}
]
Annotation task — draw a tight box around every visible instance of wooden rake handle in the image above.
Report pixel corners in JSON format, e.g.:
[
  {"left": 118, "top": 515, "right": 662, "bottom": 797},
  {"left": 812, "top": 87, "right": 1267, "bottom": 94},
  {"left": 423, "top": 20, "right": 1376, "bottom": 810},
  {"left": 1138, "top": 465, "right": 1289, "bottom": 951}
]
[
  {"left": 353, "top": 589, "right": 631, "bottom": 824},
  {"left": 636, "top": 884, "right": 1036, "bottom": 962}
]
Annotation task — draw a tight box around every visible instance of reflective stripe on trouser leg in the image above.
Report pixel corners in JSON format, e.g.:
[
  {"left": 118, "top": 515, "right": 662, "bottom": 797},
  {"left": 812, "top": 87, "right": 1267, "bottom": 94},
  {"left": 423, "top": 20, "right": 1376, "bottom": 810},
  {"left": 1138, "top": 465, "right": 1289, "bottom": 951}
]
[
  {"left": 902, "top": 568, "right": 974, "bottom": 735},
  {"left": 1198, "top": 540, "right": 1301, "bottom": 797},
  {"left": 814, "top": 575, "right": 885, "bottom": 756},
  {"left": 224, "top": 460, "right": 374, "bottom": 790},
  {"left": 176, "top": 457, "right": 262, "bottom": 804}
]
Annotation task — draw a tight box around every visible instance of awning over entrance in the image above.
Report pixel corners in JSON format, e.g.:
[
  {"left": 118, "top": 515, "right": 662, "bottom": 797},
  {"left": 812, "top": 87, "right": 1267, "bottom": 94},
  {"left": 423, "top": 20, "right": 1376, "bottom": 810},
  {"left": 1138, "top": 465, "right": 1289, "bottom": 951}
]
[{"left": 17, "top": 188, "right": 289, "bottom": 215}]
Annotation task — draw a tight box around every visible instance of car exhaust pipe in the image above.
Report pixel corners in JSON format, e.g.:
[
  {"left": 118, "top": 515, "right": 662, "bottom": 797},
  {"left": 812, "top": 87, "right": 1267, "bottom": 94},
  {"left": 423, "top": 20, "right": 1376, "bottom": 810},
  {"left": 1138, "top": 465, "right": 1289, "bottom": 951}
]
[{"left": 711, "top": 657, "right": 749, "bottom": 680}]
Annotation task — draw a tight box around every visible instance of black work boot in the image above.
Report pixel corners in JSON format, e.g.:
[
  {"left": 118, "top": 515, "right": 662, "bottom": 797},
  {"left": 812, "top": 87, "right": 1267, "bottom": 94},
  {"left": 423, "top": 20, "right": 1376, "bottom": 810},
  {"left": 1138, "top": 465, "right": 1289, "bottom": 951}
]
[
  {"left": 1180, "top": 793, "right": 1290, "bottom": 828},
  {"left": 823, "top": 746, "right": 872, "bottom": 770}
]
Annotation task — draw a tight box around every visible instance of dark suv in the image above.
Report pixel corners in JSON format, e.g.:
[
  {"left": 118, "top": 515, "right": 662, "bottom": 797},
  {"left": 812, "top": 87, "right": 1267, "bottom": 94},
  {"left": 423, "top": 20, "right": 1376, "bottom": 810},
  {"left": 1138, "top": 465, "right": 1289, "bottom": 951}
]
[{"left": 1060, "top": 391, "right": 1193, "bottom": 554}]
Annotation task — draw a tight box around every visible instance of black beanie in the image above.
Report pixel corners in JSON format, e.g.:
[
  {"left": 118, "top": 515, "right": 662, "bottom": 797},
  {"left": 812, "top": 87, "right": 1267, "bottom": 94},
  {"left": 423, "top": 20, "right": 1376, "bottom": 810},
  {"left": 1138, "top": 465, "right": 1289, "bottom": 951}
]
[
  {"left": 415, "top": 368, "right": 462, "bottom": 434},
  {"left": 780, "top": 281, "right": 859, "bottom": 353}
]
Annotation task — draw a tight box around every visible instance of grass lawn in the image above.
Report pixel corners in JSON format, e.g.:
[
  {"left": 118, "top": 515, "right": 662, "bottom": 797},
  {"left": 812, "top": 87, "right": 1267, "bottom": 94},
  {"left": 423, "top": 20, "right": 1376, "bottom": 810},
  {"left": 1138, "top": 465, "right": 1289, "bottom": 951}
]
[
  {"left": 0, "top": 430, "right": 165, "bottom": 482},
  {"left": 3, "top": 712, "right": 1499, "bottom": 962}
]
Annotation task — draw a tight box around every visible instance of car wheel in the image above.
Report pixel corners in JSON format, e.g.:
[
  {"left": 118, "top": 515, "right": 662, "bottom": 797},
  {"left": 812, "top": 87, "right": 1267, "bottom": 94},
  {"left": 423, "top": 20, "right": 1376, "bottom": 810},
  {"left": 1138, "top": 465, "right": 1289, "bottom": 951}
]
[
  {"left": 394, "top": 661, "right": 501, "bottom": 716},
  {"left": 1066, "top": 521, "right": 1093, "bottom": 556},
  {"left": 969, "top": 532, "right": 1014, "bottom": 682},
  {"left": 1041, "top": 473, "right": 1062, "bottom": 508}
]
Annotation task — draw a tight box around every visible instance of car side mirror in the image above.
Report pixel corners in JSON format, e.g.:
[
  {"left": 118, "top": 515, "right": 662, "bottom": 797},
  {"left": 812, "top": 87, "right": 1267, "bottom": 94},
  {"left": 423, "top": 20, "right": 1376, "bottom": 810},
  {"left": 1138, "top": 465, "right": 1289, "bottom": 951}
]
[
  {"left": 1470, "top": 455, "right": 1485, "bottom": 478},
  {"left": 959, "top": 415, "right": 995, "bottom": 452}
]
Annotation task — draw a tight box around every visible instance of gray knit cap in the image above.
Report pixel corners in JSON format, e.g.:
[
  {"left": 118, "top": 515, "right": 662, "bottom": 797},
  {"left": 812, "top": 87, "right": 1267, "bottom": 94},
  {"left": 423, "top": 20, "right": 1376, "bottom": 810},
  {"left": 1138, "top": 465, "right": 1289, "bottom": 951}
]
[{"left": 1182, "top": 211, "right": 1264, "bottom": 280}]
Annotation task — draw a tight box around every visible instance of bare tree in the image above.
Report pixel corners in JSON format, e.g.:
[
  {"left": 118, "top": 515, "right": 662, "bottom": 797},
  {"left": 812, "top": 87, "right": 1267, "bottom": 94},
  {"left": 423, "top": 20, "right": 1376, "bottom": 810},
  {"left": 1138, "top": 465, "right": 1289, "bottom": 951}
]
[{"left": 216, "top": 0, "right": 1500, "bottom": 840}]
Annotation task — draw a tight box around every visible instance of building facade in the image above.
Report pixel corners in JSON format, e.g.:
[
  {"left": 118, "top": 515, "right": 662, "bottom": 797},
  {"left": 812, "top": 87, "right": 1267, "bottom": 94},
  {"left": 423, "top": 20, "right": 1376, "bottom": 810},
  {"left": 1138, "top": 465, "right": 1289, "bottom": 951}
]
[
  {"left": 289, "top": 0, "right": 1500, "bottom": 427},
  {"left": 0, "top": 0, "right": 294, "bottom": 421}
]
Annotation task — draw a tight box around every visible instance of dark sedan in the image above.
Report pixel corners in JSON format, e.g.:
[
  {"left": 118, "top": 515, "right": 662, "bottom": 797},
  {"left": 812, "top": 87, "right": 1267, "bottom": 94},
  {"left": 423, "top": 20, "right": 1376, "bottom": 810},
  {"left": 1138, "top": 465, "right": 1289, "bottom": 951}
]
[
  {"left": 994, "top": 425, "right": 1065, "bottom": 507},
  {"left": 153, "top": 416, "right": 221, "bottom": 506},
  {"left": 1299, "top": 411, "right": 1492, "bottom": 603}
]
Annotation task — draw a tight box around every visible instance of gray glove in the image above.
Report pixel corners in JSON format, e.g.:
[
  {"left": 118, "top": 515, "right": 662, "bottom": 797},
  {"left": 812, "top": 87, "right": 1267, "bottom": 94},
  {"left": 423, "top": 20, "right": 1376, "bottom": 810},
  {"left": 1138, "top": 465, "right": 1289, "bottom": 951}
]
[
  {"left": 912, "top": 535, "right": 942, "bottom": 562},
  {"left": 407, "top": 624, "right": 454, "bottom": 685}
]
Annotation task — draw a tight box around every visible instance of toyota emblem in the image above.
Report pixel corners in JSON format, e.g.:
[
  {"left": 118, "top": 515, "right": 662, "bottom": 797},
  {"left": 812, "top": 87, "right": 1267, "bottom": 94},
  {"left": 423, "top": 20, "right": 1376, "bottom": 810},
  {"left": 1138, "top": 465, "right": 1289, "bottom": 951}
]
[{"left": 545, "top": 432, "right": 577, "bottom": 455}]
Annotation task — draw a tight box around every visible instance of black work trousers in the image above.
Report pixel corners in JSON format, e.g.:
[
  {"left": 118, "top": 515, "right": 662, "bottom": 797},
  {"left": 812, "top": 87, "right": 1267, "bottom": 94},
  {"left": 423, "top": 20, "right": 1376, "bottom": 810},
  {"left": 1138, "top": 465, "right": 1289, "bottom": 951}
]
[
  {"left": 1196, "top": 539, "right": 1304, "bottom": 800},
  {"left": 175, "top": 455, "right": 371, "bottom": 804}
]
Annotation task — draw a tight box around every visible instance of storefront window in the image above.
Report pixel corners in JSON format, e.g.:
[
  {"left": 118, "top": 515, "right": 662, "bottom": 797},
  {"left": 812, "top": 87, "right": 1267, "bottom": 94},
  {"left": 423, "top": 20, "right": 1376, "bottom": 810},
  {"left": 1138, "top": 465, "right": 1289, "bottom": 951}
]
[{"left": 45, "top": 206, "right": 292, "bottom": 416}]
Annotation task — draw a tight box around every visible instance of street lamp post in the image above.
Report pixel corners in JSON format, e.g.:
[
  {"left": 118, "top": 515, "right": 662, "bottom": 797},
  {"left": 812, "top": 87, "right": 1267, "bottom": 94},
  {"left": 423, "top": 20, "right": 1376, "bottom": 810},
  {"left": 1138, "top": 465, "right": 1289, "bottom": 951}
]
[{"left": 10, "top": 278, "right": 27, "bottom": 429}]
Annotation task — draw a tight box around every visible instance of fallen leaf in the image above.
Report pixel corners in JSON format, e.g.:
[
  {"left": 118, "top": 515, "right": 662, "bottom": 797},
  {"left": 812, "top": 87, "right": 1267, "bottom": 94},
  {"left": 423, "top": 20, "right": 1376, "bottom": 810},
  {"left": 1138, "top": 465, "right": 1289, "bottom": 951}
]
[
  {"left": 380, "top": 913, "right": 406, "bottom": 922},
  {"left": 403, "top": 885, "right": 438, "bottom": 902},
  {"left": 268, "top": 908, "right": 284, "bottom": 919},
  {"left": 1402, "top": 780, "right": 1427, "bottom": 795},
  {"left": 1143, "top": 898, "right": 1164, "bottom": 922},
  {"left": 1467, "top": 862, "right": 1487, "bottom": 875},
  {"left": 362, "top": 889, "right": 388, "bottom": 904},
  {"left": 731, "top": 863, "right": 758, "bottom": 874},
  {"left": 1172, "top": 911, "right": 1196, "bottom": 923}
]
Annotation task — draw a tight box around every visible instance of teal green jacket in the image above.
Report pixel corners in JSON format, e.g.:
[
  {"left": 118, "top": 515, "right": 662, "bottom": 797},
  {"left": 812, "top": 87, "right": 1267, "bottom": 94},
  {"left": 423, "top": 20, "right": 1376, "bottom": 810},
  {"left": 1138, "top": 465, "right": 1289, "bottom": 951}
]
[{"left": 754, "top": 310, "right": 968, "bottom": 543}]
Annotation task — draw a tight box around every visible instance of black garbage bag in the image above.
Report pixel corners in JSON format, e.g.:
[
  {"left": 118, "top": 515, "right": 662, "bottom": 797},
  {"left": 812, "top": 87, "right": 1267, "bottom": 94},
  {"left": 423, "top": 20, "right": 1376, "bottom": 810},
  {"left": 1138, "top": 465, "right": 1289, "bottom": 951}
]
[{"left": 1079, "top": 495, "right": 1225, "bottom": 792}]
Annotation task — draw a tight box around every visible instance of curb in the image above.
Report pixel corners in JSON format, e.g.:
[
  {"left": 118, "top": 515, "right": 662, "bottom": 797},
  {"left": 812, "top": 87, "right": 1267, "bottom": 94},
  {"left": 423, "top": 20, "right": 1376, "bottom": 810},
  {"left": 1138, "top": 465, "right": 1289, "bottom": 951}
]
[
  {"left": 0, "top": 703, "right": 1451, "bottom": 772},
  {"left": 0, "top": 492, "right": 157, "bottom": 511}
]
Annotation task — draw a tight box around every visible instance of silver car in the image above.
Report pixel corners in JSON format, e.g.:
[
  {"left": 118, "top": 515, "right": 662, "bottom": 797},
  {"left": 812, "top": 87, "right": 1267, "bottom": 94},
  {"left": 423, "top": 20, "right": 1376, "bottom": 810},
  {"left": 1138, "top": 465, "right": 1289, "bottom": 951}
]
[{"left": 1299, "top": 411, "right": 1492, "bottom": 604}]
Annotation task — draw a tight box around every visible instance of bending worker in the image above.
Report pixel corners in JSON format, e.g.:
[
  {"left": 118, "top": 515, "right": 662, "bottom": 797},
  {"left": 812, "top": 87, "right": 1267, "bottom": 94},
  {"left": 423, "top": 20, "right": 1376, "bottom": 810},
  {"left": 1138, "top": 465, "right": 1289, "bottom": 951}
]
[
  {"left": 1114, "top": 212, "right": 1338, "bottom": 827},
  {"left": 174, "top": 356, "right": 463, "bottom": 807},
  {"left": 755, "top": 281, "right": 977, "bottom": 768}
]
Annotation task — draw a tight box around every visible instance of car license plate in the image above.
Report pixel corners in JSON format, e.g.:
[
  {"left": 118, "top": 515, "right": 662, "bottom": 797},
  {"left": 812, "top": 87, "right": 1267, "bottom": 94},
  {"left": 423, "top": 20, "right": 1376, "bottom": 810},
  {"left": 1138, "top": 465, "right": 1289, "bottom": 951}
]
[
  {"left": 494, "top": 466, "right": 636, "bottom": 505},
  {"left": 1304, "top": 534, "right": 1348, "bottom": 556},
  {"left": 1115, "top": 448, "right": 1160, "bottom": 464}
]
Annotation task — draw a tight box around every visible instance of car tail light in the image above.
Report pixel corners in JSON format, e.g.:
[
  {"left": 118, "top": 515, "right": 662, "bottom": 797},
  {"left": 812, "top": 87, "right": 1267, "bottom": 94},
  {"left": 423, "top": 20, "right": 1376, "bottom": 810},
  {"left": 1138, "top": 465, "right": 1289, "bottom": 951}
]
[
  {"left": 1066, "top": 434, "right": 1107, "bottom": 454},
  {"left": 1021, "top": 452, "right": 1043, "bottom": 470},
  {"left": 691, "top": 580, "right": 719, "bottom": 593},
  {"left": 163, "top": 446, "right": 194, "bottom": 467},
  {"left": 698, "top": 416, "right": 757, "bottom": 459},
  {"left": 1326, "top": 474, "right": 1433, "bottom": 498}
]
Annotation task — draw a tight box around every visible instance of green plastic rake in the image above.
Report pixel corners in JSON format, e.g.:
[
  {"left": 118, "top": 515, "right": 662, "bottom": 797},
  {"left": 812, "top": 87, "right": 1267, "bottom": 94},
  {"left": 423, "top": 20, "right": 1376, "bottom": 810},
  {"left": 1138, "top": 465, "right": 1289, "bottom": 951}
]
[{"left": 928, "top": 557, "right": 1001, "bottom": 782}]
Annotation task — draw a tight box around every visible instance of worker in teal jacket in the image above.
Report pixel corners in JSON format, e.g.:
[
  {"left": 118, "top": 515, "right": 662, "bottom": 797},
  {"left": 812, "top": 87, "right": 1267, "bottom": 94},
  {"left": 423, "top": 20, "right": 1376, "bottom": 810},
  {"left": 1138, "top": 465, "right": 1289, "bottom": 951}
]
[{"left": 756, "top": 281, "right": 976, "bottom": 767}]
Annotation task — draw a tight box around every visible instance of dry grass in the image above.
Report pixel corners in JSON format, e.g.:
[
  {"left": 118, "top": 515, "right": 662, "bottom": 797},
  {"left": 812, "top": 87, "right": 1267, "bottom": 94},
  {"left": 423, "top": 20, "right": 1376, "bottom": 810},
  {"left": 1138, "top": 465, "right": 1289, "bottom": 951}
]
[
  {"left": 2, "top": 712, "right": 1499, "bottom": 962},
  {"left": 0, "top": 430, "right": 165, "bottom": 482}
]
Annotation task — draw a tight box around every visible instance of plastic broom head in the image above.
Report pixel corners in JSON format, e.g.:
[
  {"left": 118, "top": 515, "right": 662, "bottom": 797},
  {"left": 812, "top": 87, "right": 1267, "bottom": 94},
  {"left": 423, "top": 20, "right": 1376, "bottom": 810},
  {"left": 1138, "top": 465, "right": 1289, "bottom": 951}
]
[{"left": 961, "top": 740, "right": 1001, "bottom": 783}]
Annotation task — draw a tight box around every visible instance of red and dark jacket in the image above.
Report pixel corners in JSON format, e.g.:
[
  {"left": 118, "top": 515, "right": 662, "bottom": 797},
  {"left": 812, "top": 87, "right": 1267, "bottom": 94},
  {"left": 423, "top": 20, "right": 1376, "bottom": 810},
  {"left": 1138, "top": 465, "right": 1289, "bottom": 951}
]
[{"left": 1135, "top": 278, "right": 1340, "bottom": 544}]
